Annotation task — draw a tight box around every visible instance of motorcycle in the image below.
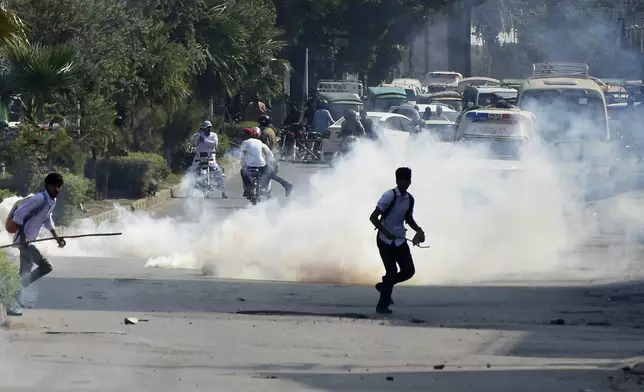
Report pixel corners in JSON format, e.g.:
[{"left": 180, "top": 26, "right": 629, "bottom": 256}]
[
  {"left": 194, "top": 152, "right": 219, "bottom": 197},
  {"left": 329, "top": 135, "right": 359, "bottom": 167},
  {"left": 246, "top": 167, "right": 272, "bottom": 205}
]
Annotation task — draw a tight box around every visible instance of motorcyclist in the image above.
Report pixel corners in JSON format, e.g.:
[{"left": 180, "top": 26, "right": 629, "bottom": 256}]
[
  {"left": 422, "top": 107, "right": 432, "bottom": 120},
  {"left": 191, "top": 120, "right": 228, "bottom": 199},
  {"left": 338, "top": 110, "right": 365, "bottom": 154},
  {"left": 240, "top": 127, "right": 293, "bottom": 198},
  {"left": 304, "top": 97, "right": 317, "bottom": 127},
  {"left": 360, "top": 110, "right": 377, "bottom": 140},
  {"left": 283, "top": 103, "right": 302, "bottom": 126},
  {"left": 258, "top": 114, "right": 278, "bottom": 152},
  {"left": 312, "top": 100, "right": 334, "bottom": 133}
]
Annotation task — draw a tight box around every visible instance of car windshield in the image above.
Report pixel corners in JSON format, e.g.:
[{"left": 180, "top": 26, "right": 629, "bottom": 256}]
[
  {"left": 520, "top": 89, "right": 607, "bottom": 141},
  {"left": 478, "top": 91, "right": 517, "bottom": 107},
  {"left": 434, "top": 99, "right": 462, "bottom": 112},
  {"left": 428, "top": 74, "right": 459, "bottom": 85},
  {"left": 458, "top": 136, "right": 525, "bottom": 160}
]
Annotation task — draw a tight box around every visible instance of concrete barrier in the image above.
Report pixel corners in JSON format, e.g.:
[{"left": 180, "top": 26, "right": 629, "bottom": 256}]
[
  {"left": 0, "top": 303, "right": 7, "bottom": 328},
  {"left": 71, "top": 159, "right": 241, "bottom": 228}
]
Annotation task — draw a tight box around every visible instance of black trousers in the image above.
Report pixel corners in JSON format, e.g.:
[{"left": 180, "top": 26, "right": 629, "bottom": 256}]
[
  {"left": 376, "top": 238, "right": 415, "bottom": 307},
  {"left": 19, "top": 244, "right": 53, "bottom": 288}
]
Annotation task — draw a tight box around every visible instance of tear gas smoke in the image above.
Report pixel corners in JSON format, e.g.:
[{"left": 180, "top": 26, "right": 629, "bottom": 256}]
[{"left": 1, "top": 103, "right": 642, "bottom": 285}]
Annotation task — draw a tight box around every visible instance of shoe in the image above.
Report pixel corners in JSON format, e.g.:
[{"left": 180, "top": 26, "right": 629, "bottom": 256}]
[
  {"left": 375, "top": 283, "right": 394, "bottom": 305},
  {"left": 15, "top": 289, "right": 27, "bottom": 308},
  {"left": 285, "top": 184, "right": 293, "bottom": 197},
  {"left": 221, "top": 192, "right": 228, "bottom": 199},
  {"left": 376, "top": 306, "right": 392, "bottom": 314},
  {"left": 242, "top": 190, "right": 249, "bottom": 198},
  {"left": 7, "top": 302, "right": 22, "bottom": 316}
]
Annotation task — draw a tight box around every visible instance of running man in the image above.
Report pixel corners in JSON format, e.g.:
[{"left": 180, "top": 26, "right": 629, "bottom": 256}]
[
  {"left": 8, "top": 172, "right": 66, "bottom": 316},
  {"left": 369, "top": 167, "right": 425, "bottom": 314}
]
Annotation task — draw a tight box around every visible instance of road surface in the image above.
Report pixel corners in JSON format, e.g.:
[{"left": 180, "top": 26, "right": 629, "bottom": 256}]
[{"left": 2, "top": 162, "right": 644, "bottom": 391}]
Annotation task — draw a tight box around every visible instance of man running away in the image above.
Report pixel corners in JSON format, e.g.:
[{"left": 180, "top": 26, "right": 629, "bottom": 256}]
[
  {"left": 9, "top": 172, "right": 66, "bottom": 316},
  {"left": 369, "top": 167, "right": 425, "bottom": 314}
]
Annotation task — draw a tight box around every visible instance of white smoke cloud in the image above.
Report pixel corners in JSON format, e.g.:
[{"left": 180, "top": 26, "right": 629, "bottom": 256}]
[{"left": 3, "top": 122, "right": 640, "bottom": 285}]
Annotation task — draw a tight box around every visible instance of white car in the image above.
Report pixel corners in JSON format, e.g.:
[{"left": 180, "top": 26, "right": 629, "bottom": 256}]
[
  {"left": 320, "top": 112, "right": 414, "bottom": 155},
  {"left": 454, "top": 108, "right": 539, "bottom": 168},
  {"left": 390, "top": 104, "right": 459, "bottom": 123}
]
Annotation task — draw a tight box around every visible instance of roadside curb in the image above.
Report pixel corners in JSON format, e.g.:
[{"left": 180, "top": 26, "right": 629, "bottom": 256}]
[
  {"left": 0, "top": 303, "right": 7, "bottom": 328},
  {"left": 70, "top": 159, "right": 241, "bottom": 229}
]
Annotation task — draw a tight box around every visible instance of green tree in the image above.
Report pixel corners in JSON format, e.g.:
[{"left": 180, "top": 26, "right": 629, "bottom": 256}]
[{"left": 0, "top": 5, "right": 27, "bottom": 47}]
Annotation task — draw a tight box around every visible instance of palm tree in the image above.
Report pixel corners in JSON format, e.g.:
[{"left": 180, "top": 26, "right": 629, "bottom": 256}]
[
  {"left": 5, "top": 42, "right": 82, "bottom": 123},
  {"left": 5, "top": 42, "right": 82, "bottom": 169},
  {"left": 0, "top": 5, "right": 27, "bottom": 48}
]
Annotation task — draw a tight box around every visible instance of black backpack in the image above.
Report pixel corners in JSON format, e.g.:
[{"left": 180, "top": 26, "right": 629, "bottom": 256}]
[{"left": 375, "top": 189, "right": 415, "bottom": 231}]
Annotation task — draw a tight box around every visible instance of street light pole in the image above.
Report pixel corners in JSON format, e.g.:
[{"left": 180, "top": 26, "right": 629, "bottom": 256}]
[{"left": 304, "top": 48, "right": 309, "bottom": 101}]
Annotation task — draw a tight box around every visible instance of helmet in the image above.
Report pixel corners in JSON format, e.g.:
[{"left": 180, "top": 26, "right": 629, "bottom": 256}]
[
  {"left": 243, "top": 127, "right": 261, "bottom": 138},
  {"left": 258, "top": 114, "right": 271, "bottom": 127},
  {"left": 318, "top": 100, "right": 328, "bottom": 109},
  {"left": 346, "top": 110, "right": 357, "bottom": 120},
  {"left": 203, "top": 120, "right": 212, "bottom": 128}
]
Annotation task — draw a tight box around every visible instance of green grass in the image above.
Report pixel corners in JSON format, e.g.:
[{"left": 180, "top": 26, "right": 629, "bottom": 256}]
[{"left": 0, "top": 251, "right": 20, "bottom": 308}]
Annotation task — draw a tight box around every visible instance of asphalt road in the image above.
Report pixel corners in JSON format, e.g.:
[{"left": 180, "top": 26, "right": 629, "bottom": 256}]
[
  {"left": 3, "top": 161, "right": 644, "bottom": 391},
  {"left": 151, "top": 162, "right": 329, "bottom": 220}
]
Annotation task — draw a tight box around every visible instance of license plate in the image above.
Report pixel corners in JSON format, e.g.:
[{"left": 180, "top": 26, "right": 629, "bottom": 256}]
[{"left": 488, "top": 113, "right": 502, "bottom": 120}]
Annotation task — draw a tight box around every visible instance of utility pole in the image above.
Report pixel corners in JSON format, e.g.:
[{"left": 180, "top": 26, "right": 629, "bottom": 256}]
[{"left": 304, "top": 48, "right": 309, "bottom": 101}]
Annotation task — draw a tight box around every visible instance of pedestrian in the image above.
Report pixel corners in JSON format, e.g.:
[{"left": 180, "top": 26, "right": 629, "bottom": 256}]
[
  {"left": 369, "top": 167, "right": 425, "bottom": 314},
  {"left": 245, "top": 95, "right": 268, "bottom": 122},
  {"left": 8, "top": 172, "right": 66, "bottom": 316}
]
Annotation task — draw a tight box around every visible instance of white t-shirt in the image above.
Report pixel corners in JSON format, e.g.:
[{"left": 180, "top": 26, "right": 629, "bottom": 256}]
[
  {"left": 193, "top": 131, "right": 218, "bottom": 155},
  {"left": 376, "top": 188, "right": 413, "bottom": 246},
  {"left": 241, "top": 138, "right": 274, "bottom": 168}
]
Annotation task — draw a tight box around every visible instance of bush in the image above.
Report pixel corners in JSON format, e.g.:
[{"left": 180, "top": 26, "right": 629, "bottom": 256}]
[
  {"left": 27, "top": 171, "right": 95, "bottom": 226},
  {"left": 0, "top": 251, "right": 20, "bottom": 309},
  {"left": 95, "top": 152, "right": 170, "bottom": 199},
  {"left": 221, "top": 121, "right": 257, "bottom": 147},
  {"left": 0, "top": 188, "right": 15, "bottom": 202}
]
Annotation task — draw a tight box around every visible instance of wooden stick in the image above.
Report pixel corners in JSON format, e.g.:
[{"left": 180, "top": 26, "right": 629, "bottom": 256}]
[{"left": 0, "top": 232, "right": 122, "bottom": 249}]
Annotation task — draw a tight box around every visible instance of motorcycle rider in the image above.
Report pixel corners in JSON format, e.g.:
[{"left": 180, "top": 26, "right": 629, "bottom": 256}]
[
  {"left": 312, "top": 100, "right": 335, "bottom": 133},
  {"left": 338, "top": 110, "right": 365, "bottom": 154},
  {"left": 240, "top": 127, "right": 293, "bottom": 198},
  {"left": 258, "top": 114, "right": 278, "bottom": 152},
  {"left": 191, "top": 120, "right": 228, "bottom": 199},
  {"left": 283, "top": 103, "right": 302, "bottom": 126},
  {"left": 360, "top": 110, "right": 377, "bottom": 140},
  {"left": 339, "top": 110, "right": 365, "bottom": 139}
]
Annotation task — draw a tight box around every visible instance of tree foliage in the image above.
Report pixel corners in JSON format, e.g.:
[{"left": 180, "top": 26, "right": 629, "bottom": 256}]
[
  {"left": 471, "top": 0, "right": 640, "bottom": 78},
  {"left": 0, "top": 0, "right": 467, "bottom": 187}
]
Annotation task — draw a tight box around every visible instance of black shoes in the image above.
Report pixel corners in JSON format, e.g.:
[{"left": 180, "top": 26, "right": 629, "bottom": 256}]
[{"left": 375, "top": 282, "right": 394, "bottom": 305}]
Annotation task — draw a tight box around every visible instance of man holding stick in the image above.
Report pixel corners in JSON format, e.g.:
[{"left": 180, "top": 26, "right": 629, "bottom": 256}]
[{"left": 7, "top": 172, "right": 66, "bottom": 316}]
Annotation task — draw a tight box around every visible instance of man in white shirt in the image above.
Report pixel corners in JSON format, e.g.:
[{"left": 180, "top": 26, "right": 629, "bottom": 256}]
[
  {"left": 190, "top": 120, "right": 228, "bottom": 199},
  {"left": 369, "top": 167, "right": 425, "bottom": 314},
  {"left": 312, "top": 100, "right": 334, "bottom": 133},
  {"left": 240, "top": 127, "right": 293, "bottom": 198},
  {"left": 8, "top": 172, "right": 66, "bottom": 316}
]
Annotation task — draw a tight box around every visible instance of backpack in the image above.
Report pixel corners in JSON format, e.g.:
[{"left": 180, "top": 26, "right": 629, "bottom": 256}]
[
  {"left": 4, "top": 193, "right": 49, "bottom": 234},
  {"left": 375, "top": 189, "right": 415, "bottom": 231}
]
